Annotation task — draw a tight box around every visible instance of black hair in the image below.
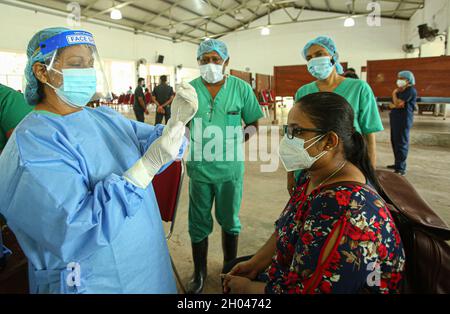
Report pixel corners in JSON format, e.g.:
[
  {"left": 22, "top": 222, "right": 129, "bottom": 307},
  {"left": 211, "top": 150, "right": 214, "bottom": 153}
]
[
  {"left": 347, "top": 67, "right": 356, "bottom": 73},
  {"left": 138, "top": 77, "right": 145, "bottom": 84},
  {"left": 344, "top": 72, "right": 359, "bottom": 79},
  {"left": 160, "top": 75, "right": 167, "bottom": 83},
  {"left": 297, "top": 92, "right": 382, "bottom": 193}
]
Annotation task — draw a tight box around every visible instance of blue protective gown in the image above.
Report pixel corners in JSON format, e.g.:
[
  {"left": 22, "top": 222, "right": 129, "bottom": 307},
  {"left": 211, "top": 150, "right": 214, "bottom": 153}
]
[{"left": 0, "top": 106, "right": 178, "bottom": 294}]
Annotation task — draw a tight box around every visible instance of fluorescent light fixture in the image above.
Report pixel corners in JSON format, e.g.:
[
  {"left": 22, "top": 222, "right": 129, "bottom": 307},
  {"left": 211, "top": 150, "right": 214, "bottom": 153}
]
[
  {"left": 261, "top": 26, "right": 270, "bottom": 36},
  {"left": 344, "top": 17, "right": 355, "bottom": 27},
  {"left": 110, "top": 8, "right": 122, "bottom": 20}
]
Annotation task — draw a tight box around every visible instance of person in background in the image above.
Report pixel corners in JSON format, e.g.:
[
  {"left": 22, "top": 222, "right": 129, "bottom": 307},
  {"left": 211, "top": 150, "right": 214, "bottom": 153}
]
[
  {"left": 152, "top": 75, "right": 175, "bottom": 125},
  {"left": 127, "top": 86, "right": 133, "bottom": 95},
  {"left": 0, "top": 84, "right": 33, "bottom": 154},
  {"left": 133, "top": 77, "right": 148, "bottom": 123},
  {"left": 186, "top": 39, "right": 264, "bottom": 294},
  {"left": 0, "top": 27, "right": 197, "bottom": 294},
  {"left": 287, "top": 36, "right": 383, "bottom": 196},
  {"left": 344, "top": 68, "right": 359, "bottom": 79},
  {"left": 223, "top": 92, "right": 405, "bottom": 294},
  {"left": 144, "top": 88, "right": 152, "bottom": 106},
  {"left": 387, "top": 71, "right": 417, "bottom": 176}
]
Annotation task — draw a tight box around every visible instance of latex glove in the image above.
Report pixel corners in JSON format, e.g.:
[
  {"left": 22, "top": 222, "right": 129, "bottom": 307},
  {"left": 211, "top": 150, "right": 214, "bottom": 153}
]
[
  {"left": 123, "top": 120, "right": 185, "bottom": 189},
  {"left": 171, "top": 82, "right": 198, "bottom": 125}
]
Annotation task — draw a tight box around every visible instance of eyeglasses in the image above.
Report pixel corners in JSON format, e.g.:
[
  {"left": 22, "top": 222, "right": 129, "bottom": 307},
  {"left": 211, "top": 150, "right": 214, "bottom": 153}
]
[
  {"left": 198, "top": 56, "right": 224, "bottom": 65},
  {"left": 283, "top": 125, "right": 325, "bottom": 140}
]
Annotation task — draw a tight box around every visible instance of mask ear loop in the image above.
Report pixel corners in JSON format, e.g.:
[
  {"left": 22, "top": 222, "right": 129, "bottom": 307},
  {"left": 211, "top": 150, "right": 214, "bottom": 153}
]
[
  {"left": 304, "top": 134, "right": 326, "bottom": 148},
  {"left": 44, "top": 52, "right": 63, "bottom": 91},
  {"left": 44, "top": 65, "right": 63, "bottom": 91},
  {"left": 304, "top": 133, "right": 329, "bottom": 158}
]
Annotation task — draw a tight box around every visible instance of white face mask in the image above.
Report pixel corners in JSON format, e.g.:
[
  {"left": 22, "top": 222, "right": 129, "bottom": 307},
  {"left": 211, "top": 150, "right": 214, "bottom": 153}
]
[
  {"left": 278, "top": 134, "right": 328, "bottom": 172},
  {"left": 199, "top": 63, "right": 224, "bottom": 84},
  {"left": 396, "top": 79, "right": 407, "bottom": 88}
]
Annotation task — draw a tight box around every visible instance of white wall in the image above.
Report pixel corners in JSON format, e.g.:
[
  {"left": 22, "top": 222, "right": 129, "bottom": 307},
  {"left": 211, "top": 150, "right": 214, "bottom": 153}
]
[
  {"left": 222, "top": 8, "right": 409, "bottom": 76},
  {"left": 0, "top": 3, "right": 198, "bottom": 77},
  {"left": 407, "top": 0, "right": 449, "bottom": 56}
]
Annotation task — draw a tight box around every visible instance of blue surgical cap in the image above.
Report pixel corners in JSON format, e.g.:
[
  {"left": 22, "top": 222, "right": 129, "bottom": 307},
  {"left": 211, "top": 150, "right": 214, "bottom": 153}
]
[
  {"left": 197, "top": 39, "right": 229, "bottom": 61},
  {"left": 24, "top": 27, "right": 70, "bottom": 106},
  {"left": 398, "top": 71, "right": 416, "bottom": 85},
  {"left": 302, "top": 36, "right": 344, "bottom": 75}
]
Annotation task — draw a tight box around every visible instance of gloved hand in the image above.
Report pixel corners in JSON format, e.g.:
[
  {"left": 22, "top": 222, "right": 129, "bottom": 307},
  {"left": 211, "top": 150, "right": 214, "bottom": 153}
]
[
  {"left": 171, "top": 82, "right": 198, "bottom": 125},
  {"left": 123, "top": 120, "right": 185, "bottom": 189}
]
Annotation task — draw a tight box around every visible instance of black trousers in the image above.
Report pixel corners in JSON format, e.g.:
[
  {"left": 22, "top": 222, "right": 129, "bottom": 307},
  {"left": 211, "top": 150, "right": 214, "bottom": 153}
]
[
  {"left": 155, "top": 106, "right": 171, "bottom": 125},
  {"left": 133, "top": 107, "right": 145, "bottom": 123}
]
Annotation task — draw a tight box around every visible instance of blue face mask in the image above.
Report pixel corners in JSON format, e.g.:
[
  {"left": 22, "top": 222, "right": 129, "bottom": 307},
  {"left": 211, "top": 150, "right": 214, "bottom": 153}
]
[
  {"left": 307, "top": 56, "right": 334, "bottom": 80},
  {"left": 47, "top": 68, "right": 97, "bottom": 108}
]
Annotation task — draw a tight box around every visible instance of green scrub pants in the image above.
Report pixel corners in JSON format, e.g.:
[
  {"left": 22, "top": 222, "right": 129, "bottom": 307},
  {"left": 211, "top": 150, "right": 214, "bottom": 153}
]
[{"left": 188, "top": 178, "right": 243, "bottom": 243}]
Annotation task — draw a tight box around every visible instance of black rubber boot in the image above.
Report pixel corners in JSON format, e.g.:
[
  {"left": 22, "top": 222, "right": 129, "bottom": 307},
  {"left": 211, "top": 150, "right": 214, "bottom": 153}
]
[
  {"left": 221, "top": 230, "right": 239, "bottom": 273},
  {"left": 186, "top": 238, "right": 208, "bottom": 294}
]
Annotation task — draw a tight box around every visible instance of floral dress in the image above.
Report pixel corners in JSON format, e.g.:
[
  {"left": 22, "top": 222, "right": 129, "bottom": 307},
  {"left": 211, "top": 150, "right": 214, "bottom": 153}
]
[{"left": 259, "top": 176, "right": 406, "bottom": 294}]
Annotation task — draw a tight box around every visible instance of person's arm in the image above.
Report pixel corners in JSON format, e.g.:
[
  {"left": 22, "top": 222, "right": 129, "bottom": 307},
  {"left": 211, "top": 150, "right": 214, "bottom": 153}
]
[
  {"left": 161, "top": 95, "right": 175, "bottom": 108},
  {"left": 138, "top": 96, "right": 146, "bottom": 110},
  {"left": 243, "top": 120, "right": 258, "bottom": 142},
  {"left": 242, "top": 82, "right": 264, "bottom": 142},
  {"left": 391, "top": 89, "right": 405, "bottom": 108},
  {"left": 365, "top": 133, "right": 377, "bottom": 169},
  {"left": 152, "top": 95, "right": 161, "bottom": 107},
  {"left": 0, "top": 130, "right": 156, "bottom": 262},
  {"left": 127, "top": 112, "right": 187, "bottom": 169},
  {"left": 358, "top": 82, "right": 384, "bottom": 169},
  {"left": 223, "top": 232, "right": 276, "bottom": 294},
  {"left": 250, "top": 232, "right": 277, "bottom": 272}
]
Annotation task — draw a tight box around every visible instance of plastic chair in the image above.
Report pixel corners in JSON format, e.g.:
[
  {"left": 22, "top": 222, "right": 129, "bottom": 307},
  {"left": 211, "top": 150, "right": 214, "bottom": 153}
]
[
  {"left": 152, "top": 160, "right": 186, "bottom": 293},
  {"left": 259, "top": 89, "right": 272, "bottom": 118}
]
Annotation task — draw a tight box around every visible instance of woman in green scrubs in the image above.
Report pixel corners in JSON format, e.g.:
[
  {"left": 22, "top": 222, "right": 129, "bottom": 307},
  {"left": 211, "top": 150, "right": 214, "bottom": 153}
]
[{"left": 287, "top": 36, "right": 383, "bottom": 195}]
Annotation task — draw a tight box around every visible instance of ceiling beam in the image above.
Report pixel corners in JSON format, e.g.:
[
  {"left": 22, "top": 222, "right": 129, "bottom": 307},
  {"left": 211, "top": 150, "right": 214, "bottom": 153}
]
[
  {"left": 207, "top": 5, "right": 424, "bottom": 41},
  {"left": 80, "top": 0, "right": 101, "bottom": 14},
  {"left": 392, "top": 0, "right": 405, "bottom": 18},
  {"left": 173, "top": 2, "right": 248, "bottom": 40},
  {"left": 15, "top": 0, "right": 200, "bottom": 42},
  {"left": 158, "top": 0, "right": 234, "bottom": 31}
]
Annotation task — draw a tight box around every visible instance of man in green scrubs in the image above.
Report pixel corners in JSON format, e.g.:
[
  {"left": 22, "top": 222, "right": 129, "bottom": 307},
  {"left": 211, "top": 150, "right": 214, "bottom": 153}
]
[
  {"left": 287, "top": 36, "right": 383, "bottom": 194},
  {"left": 0, "top": 84, "right": 32, "bottom": 153},
  {"left": 186, "top": 39, "right": 264, "bottom": 294}
]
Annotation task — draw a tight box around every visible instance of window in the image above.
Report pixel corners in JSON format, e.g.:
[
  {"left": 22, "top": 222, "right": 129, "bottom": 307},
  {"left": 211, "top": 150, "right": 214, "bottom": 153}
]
[{"left": 0, "top": 51, "right": 27, "bottom": 91}]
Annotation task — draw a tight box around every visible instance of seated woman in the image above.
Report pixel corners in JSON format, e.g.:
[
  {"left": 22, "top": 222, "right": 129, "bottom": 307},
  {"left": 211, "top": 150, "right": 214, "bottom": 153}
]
[{"left": 223, "top": 92, "right": 405, "bottom": 294}]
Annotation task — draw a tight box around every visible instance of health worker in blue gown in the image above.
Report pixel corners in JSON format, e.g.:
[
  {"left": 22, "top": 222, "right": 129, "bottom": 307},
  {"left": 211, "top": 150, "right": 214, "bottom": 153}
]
[{"left": 0, "top": 27, "right": 198, "bottom": 294}]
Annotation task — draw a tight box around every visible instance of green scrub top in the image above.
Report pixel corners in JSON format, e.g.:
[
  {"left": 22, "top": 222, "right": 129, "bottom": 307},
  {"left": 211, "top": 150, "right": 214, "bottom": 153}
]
[
  {"left": 295, "top": 78, "right": 384, "bottom": 135},
  {"left": 0, "top": 84, "right": 33, "bottom": 150},
  {"left": 188, "top": 75, "right": 264, "bottom": 183}
]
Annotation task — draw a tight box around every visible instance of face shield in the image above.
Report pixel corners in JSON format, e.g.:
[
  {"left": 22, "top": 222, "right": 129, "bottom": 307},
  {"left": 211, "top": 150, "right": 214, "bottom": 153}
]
[{"left": 38, "top": 30, "right": 112, "bottom": 107}]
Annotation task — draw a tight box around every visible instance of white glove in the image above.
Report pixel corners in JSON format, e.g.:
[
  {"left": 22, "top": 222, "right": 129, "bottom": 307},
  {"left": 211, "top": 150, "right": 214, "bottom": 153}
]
[
  {"left": 123, "top": 120, "right": 185, "bottom": 189},
  {"left": 171, "top": 82, "right": 198, "bottom": 125}
]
